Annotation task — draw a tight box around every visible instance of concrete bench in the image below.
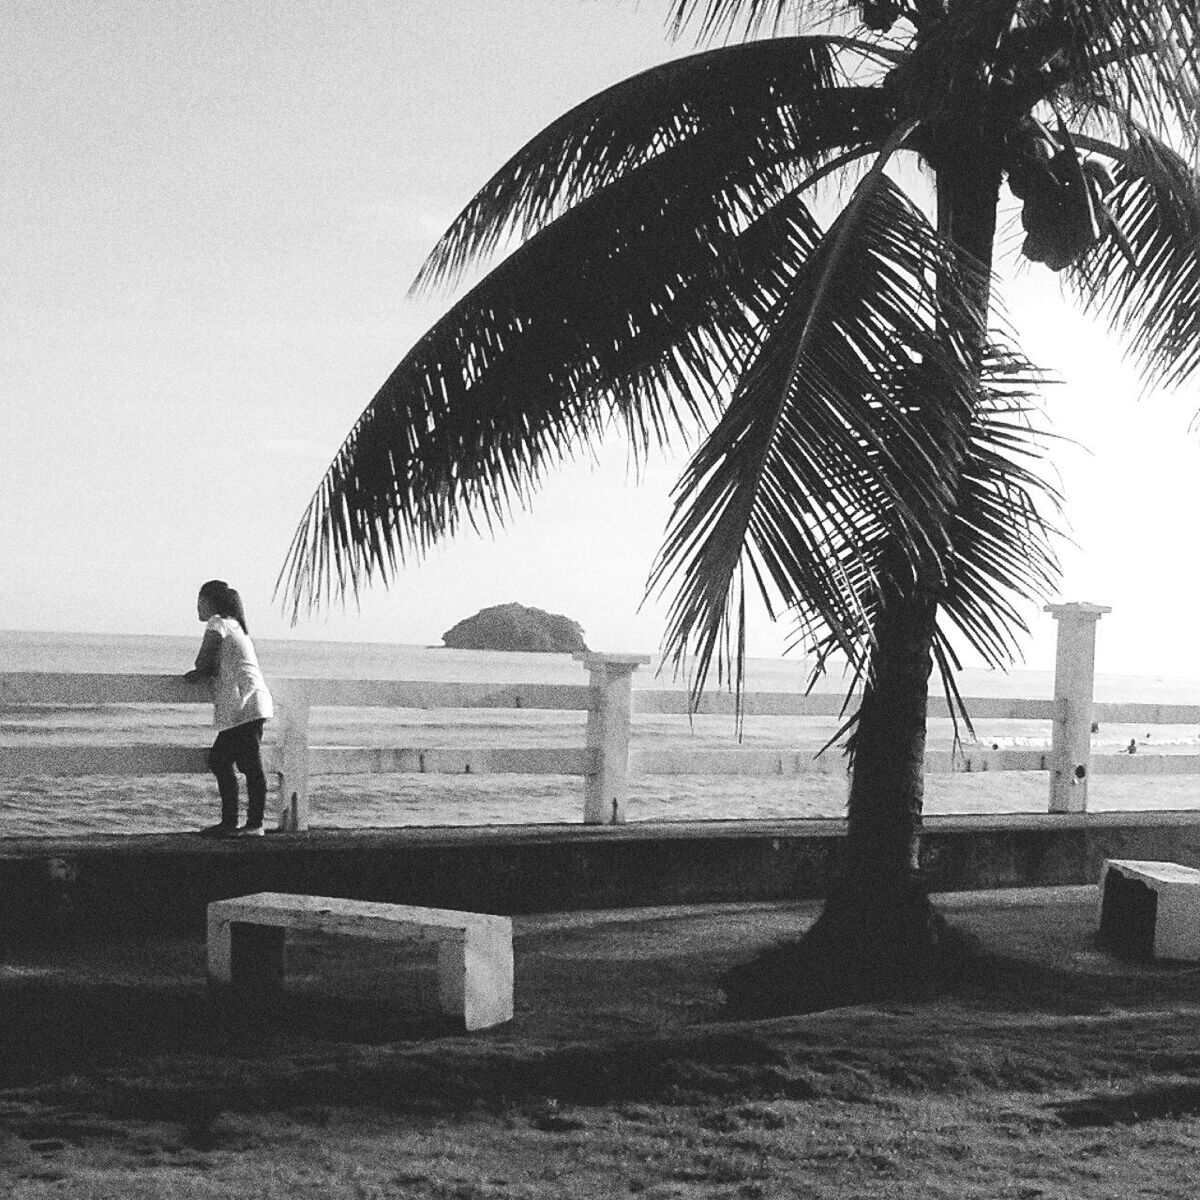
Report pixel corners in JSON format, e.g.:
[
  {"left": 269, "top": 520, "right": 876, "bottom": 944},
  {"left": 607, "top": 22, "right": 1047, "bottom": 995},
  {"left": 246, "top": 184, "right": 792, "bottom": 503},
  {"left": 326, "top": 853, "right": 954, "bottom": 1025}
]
[
  {"left": 206, "top": 892, "right": 513, "bottom": 1030},
  {"left": 1098, "top": 860, "right": 1200, "bottom": 962}
]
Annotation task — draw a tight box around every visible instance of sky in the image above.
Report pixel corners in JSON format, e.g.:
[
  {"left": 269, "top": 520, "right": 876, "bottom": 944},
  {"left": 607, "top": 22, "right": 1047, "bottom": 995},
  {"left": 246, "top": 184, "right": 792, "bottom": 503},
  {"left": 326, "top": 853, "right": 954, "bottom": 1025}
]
[{"left": 4, "top": 0, "right": 1200, "bottom": 678}]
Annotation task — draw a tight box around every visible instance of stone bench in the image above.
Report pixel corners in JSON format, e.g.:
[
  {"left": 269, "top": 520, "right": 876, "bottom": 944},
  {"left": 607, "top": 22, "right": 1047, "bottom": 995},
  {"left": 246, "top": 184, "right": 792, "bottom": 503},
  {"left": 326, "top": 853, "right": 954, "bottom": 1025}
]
[
  {"left": 1098, "top": 860, "right": 1200, "bottom": 962},
  {"left": 206, "top": 892, "right": 513, "bottom": 1030}
]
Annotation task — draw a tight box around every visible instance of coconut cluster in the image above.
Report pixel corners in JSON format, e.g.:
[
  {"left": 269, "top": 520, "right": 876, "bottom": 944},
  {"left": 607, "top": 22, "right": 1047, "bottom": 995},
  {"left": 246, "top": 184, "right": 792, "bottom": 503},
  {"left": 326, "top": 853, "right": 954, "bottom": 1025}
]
[
  {"left": 859, "top": 0, "right": 902, "bottom": 32},
  {"left": 1005, "top": 117, "right": 1117, "bottom": 271}
]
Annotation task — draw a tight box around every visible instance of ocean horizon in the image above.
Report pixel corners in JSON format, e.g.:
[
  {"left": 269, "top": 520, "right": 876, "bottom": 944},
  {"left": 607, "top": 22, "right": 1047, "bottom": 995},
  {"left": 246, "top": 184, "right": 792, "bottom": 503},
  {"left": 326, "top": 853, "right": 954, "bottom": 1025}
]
[
  {"left": 3, "top": 630, "right": 1200, "bottom": 838},
  {"left": 7, "top": 625, "right": 1200, "bottom": 696}
]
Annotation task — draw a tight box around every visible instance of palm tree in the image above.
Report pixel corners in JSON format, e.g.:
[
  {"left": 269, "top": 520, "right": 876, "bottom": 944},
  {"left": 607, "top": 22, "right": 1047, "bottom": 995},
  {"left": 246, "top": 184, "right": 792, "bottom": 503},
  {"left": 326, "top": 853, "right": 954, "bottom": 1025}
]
[{"left": 279, "top": 1, "right": 1200, "bottom": 1011}]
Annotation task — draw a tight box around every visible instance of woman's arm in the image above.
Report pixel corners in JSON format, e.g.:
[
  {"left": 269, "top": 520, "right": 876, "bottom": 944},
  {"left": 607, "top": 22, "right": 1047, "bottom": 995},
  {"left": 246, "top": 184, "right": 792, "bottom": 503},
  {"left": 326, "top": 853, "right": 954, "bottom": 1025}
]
[{"left": 184, "top": 628, "right": 223, "bottom": 682}]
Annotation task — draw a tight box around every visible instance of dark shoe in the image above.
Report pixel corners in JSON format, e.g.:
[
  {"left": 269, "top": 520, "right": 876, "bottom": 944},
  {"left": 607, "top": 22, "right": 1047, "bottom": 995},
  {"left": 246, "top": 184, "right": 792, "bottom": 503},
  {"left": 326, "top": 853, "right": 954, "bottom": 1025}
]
[
  {"left": 234, "top": 824, "right": 264, "bottom": 838},
  {"left": 198, "top": 822, "right": 237, "bottom": 838}
]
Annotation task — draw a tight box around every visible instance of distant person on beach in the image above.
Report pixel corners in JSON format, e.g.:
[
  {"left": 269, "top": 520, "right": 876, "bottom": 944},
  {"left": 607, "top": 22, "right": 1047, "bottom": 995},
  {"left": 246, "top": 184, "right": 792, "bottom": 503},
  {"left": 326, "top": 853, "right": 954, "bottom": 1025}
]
[{"left": 183, "top": 580, "right": 274, "bottom": 838}]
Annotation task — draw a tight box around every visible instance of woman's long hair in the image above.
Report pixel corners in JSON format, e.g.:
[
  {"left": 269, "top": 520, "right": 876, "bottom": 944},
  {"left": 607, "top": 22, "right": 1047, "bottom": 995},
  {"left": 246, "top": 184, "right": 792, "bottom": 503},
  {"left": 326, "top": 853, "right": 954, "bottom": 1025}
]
[{"left": 199, "top": 579, "right": 249, "bottom": 635}]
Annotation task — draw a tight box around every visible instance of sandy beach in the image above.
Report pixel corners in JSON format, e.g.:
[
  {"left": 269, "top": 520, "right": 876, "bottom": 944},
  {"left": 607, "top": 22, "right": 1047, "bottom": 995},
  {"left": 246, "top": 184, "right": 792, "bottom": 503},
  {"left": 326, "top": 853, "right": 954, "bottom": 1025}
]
[{"left": 4, "top": 888, "right": 1200, "bottom": 1197}]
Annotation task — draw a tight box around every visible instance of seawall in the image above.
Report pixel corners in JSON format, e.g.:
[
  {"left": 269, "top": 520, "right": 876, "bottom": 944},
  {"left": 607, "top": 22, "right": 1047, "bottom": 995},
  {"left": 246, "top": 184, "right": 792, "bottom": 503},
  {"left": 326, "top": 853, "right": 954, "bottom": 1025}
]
[{"left": 4, "top": 811, "right": 1200, "bottom": 946}]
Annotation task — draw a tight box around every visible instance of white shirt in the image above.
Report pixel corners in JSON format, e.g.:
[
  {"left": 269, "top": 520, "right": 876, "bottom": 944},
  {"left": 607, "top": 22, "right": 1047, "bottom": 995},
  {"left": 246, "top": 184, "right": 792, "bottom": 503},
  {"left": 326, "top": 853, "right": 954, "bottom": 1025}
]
[{"left": 198, "top": 615, "right": 274, "bottom": 731}]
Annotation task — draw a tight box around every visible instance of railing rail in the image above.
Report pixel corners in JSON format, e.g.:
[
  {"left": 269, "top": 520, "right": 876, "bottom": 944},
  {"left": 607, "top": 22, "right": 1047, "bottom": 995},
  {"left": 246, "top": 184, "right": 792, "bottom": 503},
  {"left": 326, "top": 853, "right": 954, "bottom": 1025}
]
[
  {"left": 633, "top": 691, "right": 1062, "bottom": 720},
  {"left": 3, "top": 603, "right": 1198, "bottom": 830},
  {"left": 0, "top": 672, "right": 593, "bottom": 712}
]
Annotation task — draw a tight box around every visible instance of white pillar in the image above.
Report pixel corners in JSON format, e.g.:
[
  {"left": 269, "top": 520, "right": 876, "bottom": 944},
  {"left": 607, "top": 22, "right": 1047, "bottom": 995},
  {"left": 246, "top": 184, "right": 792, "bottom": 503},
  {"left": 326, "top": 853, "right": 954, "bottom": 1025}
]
[
  {"left": 274, "top": 684, "right": 310, "bottom": 832},
  {"left": 574, "top": 652, "right": 651, "bottom": 824},
  {"left": 1044, "top": 602, "right": 1111, "bottom": 814}
]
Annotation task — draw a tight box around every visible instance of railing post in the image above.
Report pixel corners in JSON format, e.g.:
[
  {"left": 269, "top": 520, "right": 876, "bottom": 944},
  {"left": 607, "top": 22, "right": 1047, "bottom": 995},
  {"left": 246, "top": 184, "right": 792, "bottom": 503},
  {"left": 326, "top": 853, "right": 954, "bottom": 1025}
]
[
  {"left": 1044, "top": 602, "right": 1111, "bottom": 814},
  {"left": 575, "top": 652, "right": 652, "bottom": 825},
  {"left": 274, "top": 684, "right": 310, "bottom": 833}
]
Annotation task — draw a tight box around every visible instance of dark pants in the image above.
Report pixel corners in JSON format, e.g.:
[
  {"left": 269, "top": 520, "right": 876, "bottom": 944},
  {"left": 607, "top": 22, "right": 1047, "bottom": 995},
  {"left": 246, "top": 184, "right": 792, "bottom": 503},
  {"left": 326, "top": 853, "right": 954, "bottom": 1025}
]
[{"left": 207, "top": 719, "right": 268, "bottom": 827}]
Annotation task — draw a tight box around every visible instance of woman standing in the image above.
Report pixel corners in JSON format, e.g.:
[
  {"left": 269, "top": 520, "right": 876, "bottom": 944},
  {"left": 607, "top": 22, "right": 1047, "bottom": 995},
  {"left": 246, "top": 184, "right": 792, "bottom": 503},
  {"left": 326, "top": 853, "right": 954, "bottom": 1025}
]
[{"left": 184, "top": 580, "right": 274, "bottom": 837}]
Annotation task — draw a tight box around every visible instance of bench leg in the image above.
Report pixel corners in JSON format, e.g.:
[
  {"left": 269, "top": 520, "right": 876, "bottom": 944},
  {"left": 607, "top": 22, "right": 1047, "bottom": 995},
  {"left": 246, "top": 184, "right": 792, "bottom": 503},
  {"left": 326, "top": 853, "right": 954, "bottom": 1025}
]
[
  {"left": 208, "top": 913, "right": 234, "bottom": 985},
  {"left": 208, "top": 917, "right": 286, "bottom": 998},
  {"left": 436, "top": 930, "right": 513, "bottom": 1030},
  {"left": 1099, "top": 867, "right": 1158, "bottom": 960}
]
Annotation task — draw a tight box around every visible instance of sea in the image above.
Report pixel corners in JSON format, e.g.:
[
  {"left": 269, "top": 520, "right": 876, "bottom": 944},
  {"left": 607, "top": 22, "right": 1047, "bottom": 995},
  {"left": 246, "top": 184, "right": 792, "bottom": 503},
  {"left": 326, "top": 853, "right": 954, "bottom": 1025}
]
[{"left": 3, "top": 630, "right": 1200, "bottom": 838}]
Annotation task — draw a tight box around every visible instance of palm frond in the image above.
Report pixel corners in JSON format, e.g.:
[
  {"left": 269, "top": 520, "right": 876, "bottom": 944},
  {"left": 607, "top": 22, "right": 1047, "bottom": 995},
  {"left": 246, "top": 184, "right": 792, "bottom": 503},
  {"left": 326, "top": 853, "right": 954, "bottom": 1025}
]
[
  {"left": 412, "top": 38, "right": 892, "bottom": 295},
  {"left": 1055, "top": 1, "right": 1200, "bottom": 151},
  {"left": 926, "top": 360, "right": 1064, "bottom": 744},
  {"left": 668, "top": 1, "right": 853, "bottom": 41},
  {"left": 934, "top": 354, "right": 1065, "bottom": 672},
  {"left": 801, "top": 344, "right": 1062, "bottom": 747},
  {"left": 277, "top": 143, "right": 859, "bottom": 619},
  {"left": 650, "top": 171, "right": 995, "bottom": 708},
  {"left": 802, "top": 347, "right": 1062, "bottom": 644},
  {"left": 1066, "top": 123, "right": 1200, "bottom": 391}
]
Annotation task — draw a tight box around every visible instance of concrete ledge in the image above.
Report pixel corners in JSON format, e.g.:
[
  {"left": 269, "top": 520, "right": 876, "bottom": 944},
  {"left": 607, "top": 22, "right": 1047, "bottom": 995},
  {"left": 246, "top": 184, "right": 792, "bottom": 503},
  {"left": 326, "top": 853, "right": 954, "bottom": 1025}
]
[{"left": 3, "top": 812, "right": 1200, "bottom": 946}]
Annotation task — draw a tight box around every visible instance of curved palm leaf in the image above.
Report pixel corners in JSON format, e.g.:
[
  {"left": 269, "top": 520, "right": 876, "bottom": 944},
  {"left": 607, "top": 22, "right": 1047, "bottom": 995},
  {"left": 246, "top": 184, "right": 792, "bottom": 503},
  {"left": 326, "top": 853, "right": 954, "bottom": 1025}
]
[
  {"left": 934, "top": 355, "right": 1064, "bottom": 671},
  {"left": 1067, "top": 124, "right": 1200, "bottom": 390},
  {"left": 666, "top": 1, "right": 1200, "bottom": 141},
  {"left": 650, "top": 173, "right": 996, "bottom": 703},
  {"left": 1054, "top": 1, "right": 1200, "bottom": 146},
  {"left": 412, "top": 37, "right": 893, "bottom": 295},
  {"left": 668, "top": 2, "right": 850, "bottom": 41},
  {"left": 800, "top": 349, "right": 1062, "bottom": 641},
  {"left": 277, "top": 167, "right": 848, "bottom": 617},
  {"left": 803, "top": 347, "right": 1062, "bottom": 749},
  {"left": 281, "top": 70, "right": 900, "bottom": 618}
]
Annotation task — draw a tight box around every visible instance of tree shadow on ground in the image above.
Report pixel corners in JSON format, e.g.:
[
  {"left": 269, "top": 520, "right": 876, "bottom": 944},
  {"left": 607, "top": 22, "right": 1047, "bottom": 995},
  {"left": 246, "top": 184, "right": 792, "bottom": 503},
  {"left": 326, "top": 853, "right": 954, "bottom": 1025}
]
[
  {"left": 1051, "top": 1082, "right": 1200, "bottom": 1128},
  {"left": 2, "top": 939, "right": 1199, "bottom": 1128},
  {"left": 948, "top": 934, "right": 1200, "bottom": 1016},
  {"left": 0, "top": 978, "right": 455, "bottom": 1087},
  {"left": 721, "top": 909, "right": 1200, "bottom": 1019},
  {"left": 4, "top": 909, "right": 1200, "bottom": 1131}
]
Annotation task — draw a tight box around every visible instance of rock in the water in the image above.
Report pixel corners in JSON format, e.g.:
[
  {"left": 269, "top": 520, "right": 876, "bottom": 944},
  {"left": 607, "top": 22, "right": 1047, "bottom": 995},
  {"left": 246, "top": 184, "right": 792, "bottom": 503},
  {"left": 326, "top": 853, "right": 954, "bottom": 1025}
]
[{"left": 442, "top": 603, "right": 589, "bottom": 654}]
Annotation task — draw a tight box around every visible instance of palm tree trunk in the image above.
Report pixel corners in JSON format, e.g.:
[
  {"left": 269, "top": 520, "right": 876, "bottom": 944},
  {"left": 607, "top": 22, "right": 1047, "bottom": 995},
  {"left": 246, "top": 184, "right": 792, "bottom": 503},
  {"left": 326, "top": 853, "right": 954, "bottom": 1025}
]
[
  {"left": 753, "top": 584, "right": 955, "bottom": 1011},
  {"left": 722, "top": 43, "right": 1004, "bottom": 1014},
  {"left": 844, "top": 587, "right": 938, "bottom": 883},
  {"left": 815, "top": 27, "right": 1007, "bottom": 974},
  {"left": 827, "top": 113, "right": 1004, "bottom": 939}
]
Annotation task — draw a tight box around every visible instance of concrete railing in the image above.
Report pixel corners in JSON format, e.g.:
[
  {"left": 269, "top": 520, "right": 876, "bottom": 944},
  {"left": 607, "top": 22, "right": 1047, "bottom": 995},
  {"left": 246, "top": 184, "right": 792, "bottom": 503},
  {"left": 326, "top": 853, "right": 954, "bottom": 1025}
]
[{"left": 3, "top": 604, "right": 1199, "bottom": 831}]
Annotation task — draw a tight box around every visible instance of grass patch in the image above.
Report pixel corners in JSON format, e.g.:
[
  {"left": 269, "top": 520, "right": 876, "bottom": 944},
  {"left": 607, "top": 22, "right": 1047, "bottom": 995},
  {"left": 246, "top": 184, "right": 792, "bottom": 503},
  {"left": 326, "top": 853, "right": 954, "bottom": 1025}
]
[{"left": 3, "top": 898, "right": 1200, "bottom": 1197}]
